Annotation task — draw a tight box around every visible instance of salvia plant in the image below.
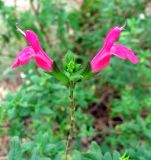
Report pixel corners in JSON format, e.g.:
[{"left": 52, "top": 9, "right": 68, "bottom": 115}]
[
  {"left": 11, "top": 24, "right": 139, "bottom": 159},
  {"left": 8, "top": 137, "right": 130, "bottom": 160}
]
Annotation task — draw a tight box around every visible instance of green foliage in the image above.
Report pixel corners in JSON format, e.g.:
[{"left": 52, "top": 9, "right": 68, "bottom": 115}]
[
  {"left": 2, "top": 69, "right": 96, "bottom": 139},
  {"left": 8, "top": 139, "right": 127, "bottom": 160}
]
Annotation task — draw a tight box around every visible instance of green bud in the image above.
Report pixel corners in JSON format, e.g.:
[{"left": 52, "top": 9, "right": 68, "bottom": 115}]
[
  {"left": 67, "top": 61, "right": 75, "bottom": 73},
  {"left": 63, "top": 51, "right": 78, "bottom": 73}
]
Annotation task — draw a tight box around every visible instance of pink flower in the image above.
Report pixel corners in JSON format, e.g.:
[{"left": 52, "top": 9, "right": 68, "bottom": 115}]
[
  {"left": 91, "top": 25, "right": 139, "bottom": 72},
  {"left": 12, "top": 29, "right": 53, "bottom": 71}
]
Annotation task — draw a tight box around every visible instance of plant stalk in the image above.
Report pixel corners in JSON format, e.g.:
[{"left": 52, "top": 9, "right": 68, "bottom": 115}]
[{"left": 64, "top": 81, "right": 76, "bottom": 160}]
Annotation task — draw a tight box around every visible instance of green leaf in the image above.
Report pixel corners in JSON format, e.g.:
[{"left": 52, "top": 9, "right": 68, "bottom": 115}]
[
  {"left": 113, "top": 151, "right": 121, "bottom": 160},
  {"left": 54, "top": 151, "right": 64, "bottom": 160},
  {"left": 72, "top": 150, "right": 82, "bottom": 160},
  {"left": 8, "top": 137, "right": 22, "bottom": 160},
  {"left": 89, "top": 141, "right": 103, "bottom": 159},
  {"left": 103, "top": 152, "right": 112, "bottom": 160},
  {"left": 40, "top": 106, "right": 53, "bottom": 115},
  {"left": 30, "top": 148, "right": 40, "bottom": 160},
  {"left": 82, "top": 153, "right": 97, "bottom": 160}
]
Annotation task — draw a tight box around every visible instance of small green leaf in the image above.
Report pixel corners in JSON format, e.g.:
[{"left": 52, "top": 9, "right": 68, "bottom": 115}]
[
  {"left": 8, "top": 136, "right": 22, "bottom": 160},
  {"left": 72, "top": 150, "right": 82, "bottom": 160},
  {"left": 30, "top": 148, "right": 40, "bottom": 160},
  {"left": 113, "top": 151, "right": 121, "bottom": 160},
  {"left": 103, "top": 152, "right": 112, "bottom": 160}
]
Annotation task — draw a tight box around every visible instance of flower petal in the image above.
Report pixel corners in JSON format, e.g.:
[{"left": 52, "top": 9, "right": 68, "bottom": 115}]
[
  {"left": 11, "top": 47, "right": 34, "bottom": 68},
  {"left": 25, "top": 30, "right": 41, "bottom": 52},
  {"left": 34, "top": 50, "right": 53, "bottom": 71},
  {"left": 110, "top": 44, "right": 139, "bottom": 64},
  {"left": 91, "top": 55, "right": 111, "bottom": 72},
  {"left": 103, "top": 26, "right": 122, "bottom": 51}
]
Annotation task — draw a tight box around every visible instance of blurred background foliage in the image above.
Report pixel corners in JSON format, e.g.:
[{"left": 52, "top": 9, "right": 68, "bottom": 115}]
[{"left": 0, "top": 0, "right": 151, "bottom": 159}]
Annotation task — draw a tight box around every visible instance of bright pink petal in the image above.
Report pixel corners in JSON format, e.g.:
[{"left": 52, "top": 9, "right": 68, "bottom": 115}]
[
  {"left": 110, "top": 44, "right": 139, "bottom": 64},
  {"left": 34, "top": 50, "right": 53, "bottom": 71},
  {"left": 39, "top": 49, "right": 53, "bottom": 64},
  {"left": 103, "top": 26, "right": 122, "bottom": 51},
  {"left": 91, "top": 55, "right": 111, "bottom": 72},
  {"left": 91, "top": 47, "right": 109, "bottom": 65},
  {"left": 25, "top": 30, "right": 41, "bottom": 52},
  {"left": 11, "top": 47, "right": 34, "bottom": 68}
]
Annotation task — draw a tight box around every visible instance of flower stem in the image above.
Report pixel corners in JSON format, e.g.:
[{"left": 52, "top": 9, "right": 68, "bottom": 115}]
[{"left": 64, "top": 81, "right": 76, "bottom": 160}]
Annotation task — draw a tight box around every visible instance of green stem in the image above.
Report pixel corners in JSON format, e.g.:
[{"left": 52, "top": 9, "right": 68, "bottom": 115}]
[{"left": 64, "top": 81, "right": 76, "bottom": 160}]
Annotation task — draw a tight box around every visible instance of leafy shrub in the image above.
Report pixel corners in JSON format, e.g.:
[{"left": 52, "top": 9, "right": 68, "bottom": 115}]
[{"left": 0, "top": 0, "right": 151, "bottom": 159}]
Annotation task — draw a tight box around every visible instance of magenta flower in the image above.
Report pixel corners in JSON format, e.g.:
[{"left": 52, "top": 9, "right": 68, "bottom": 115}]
[
  {"left": 12, "top": 29, "right": 53, "bottom": 71},
  {"left": 91, "top": 26, "right": 139, "bottom": 72}
]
